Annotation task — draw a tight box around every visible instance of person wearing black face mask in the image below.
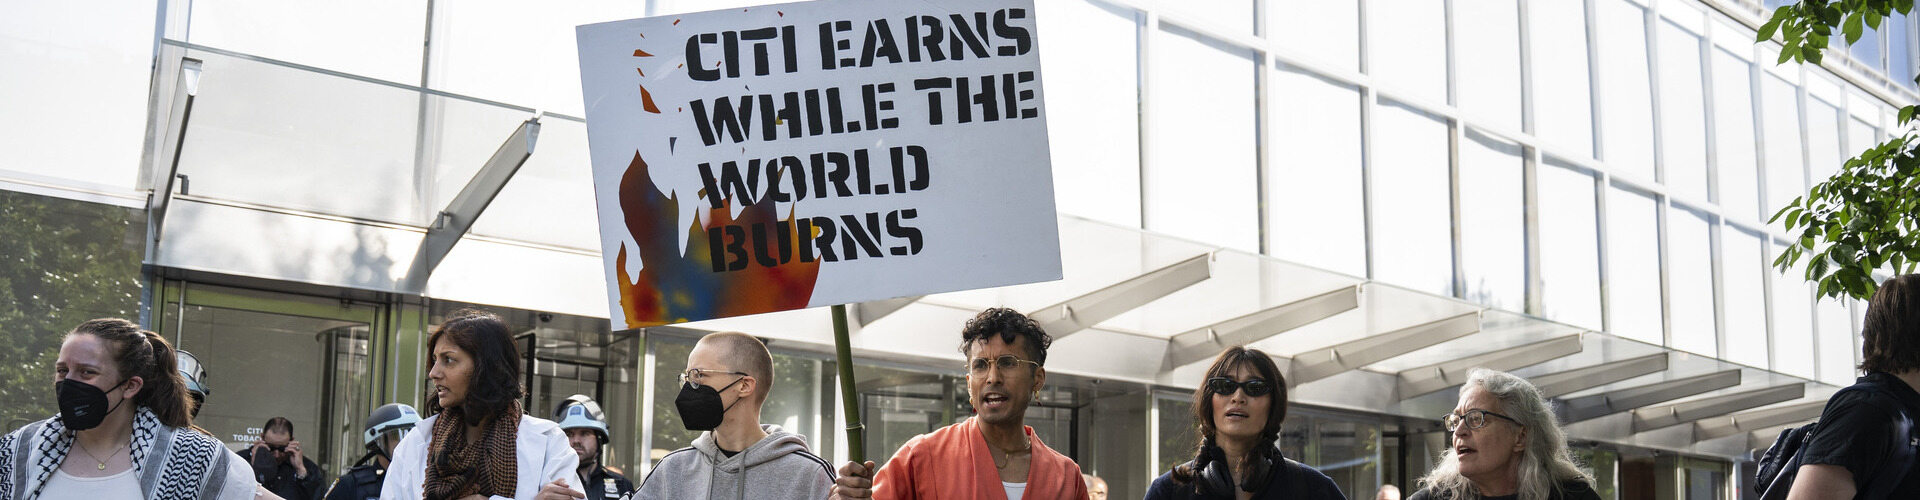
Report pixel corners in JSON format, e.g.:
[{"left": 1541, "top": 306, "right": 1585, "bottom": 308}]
[
  {"left": 1, "top": 318, "right": 263, "bottom": 499},
  {"left": 635, "top": 331, "right": 834, "bottom": 500}
]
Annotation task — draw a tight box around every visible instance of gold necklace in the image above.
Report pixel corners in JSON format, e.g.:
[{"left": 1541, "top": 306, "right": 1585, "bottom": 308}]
[
  {"left": 76, "top": 439, "right": 127, "bottom": 471},
  {"left": 990, "top": 437, "right": 1033, "bottom": 470}
]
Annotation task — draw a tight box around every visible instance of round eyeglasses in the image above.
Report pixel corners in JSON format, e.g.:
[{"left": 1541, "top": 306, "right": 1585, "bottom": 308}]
[{"left": 966, "top": 354, "right": 1041, "bottom": 374}]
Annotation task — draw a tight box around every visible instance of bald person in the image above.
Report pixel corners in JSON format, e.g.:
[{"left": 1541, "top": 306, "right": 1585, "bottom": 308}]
[{"left": 635, "top": 331, "right": 834, "bottom": 500}]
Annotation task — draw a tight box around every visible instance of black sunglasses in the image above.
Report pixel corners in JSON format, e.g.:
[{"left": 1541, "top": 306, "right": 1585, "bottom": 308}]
[{"left": 1205, "top": 377, "right": 1274, "bottom": 398}]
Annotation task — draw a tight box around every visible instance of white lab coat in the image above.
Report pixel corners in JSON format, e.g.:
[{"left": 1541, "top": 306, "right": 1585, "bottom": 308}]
[{"left": 379, "top": 413, "right": 581, "bottom": 500}]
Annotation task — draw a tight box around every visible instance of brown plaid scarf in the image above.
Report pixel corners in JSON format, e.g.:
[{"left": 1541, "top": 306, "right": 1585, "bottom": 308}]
[{"left": 424, "top": 401, "right": 521, "bottom": 500}]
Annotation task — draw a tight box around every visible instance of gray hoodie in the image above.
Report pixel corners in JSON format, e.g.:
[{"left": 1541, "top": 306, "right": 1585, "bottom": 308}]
[{"left": 635, "top": 424, "right": 834, "bottom": 500}]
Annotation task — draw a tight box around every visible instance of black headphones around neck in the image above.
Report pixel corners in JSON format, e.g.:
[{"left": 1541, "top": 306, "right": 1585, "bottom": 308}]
[{"left": 1194, "top": 437, "right": 1276, "bottom": 496}]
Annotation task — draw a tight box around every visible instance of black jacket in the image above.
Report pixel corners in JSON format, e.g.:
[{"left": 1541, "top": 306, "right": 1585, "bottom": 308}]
[
  {"left": 238, "top": 447, "right": 326, "bottom": 500},
  {"left": 1144, "top": 443, "right": 1347, "bottom": 500}
]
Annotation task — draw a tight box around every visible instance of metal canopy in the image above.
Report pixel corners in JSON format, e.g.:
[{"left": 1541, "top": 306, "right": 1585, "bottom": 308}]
[
  {"left": 1630, "top": 384, "right": 1806, "bottom": 433},
  {"left": 1529, "top": 353, "right": 1670, "bottom": 398},
  {"left": 1289, "top": 311, "right": 1480, "bottom": 385},
  {"left": 1396, "top": 335, "right": 1584, "bottom": 398},
  {"left": 402, "top": 117, "right": 540, "bottom": 291},
  {"left": 1561, "top": 370, "right": 1743, "bottom": 423},
  {"left": 1162, "top": 285, "right": 1361, "bottom": 370},
  {"left": 1029, "top": 253, "right": 1211, "bottom": 338},
  {"left": 636, "top": 215, "right": 1852, "bottom": 461},
  {"left": 1695, "top": 400, "right": 1825, "bottom": 440},
  {"left": 854, "top": 295, "right": 923, "bottom": 325}
]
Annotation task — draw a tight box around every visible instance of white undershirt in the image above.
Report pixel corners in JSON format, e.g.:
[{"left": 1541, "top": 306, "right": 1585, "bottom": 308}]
[
  {"left": 1003, "top": 481, "right": 1026, "bottom": 500},
  {"left": 43, "top": 467, "right": 141, "bottom": 498}
]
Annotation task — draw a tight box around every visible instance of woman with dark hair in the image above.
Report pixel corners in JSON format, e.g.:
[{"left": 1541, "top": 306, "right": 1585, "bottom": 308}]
[
  {"left": 0, "top": 318, "right": 260, "bottom": 499},
  {"left": 1145, "top": 346, "right": 1346, "bottom": 500},
  {"left": 381, "top": 309, "right": 584, "bottom": 500}
]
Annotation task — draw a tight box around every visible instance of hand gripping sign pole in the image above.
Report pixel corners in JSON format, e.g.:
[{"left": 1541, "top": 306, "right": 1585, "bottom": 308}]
[
  {"left": 831, "top": 304, "right": 865, "bottom": 462},
  {"left": 578, "top": 0, "right": 1060, "bottom": 473}
]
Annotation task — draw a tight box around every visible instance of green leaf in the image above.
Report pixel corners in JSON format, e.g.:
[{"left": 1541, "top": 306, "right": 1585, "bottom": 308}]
[
  {"left": 1779, "top": 44, "right": 1802, "bottom": 64},
  {"left": 1902, "top": 106, "right": 1917, "bottom": 125},
  {"left": 1866, "top": 11, "right": 1883, "bottom": 31},
  {"left": 1845, "top": 13, "right": 1864, "bottom": 45},
  {"left": 1761, "top": 19, "right": 1785, "bottom": 41}
]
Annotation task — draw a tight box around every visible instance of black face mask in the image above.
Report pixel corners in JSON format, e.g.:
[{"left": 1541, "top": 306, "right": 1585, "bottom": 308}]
[
  {"left": 674, "top": 377, "right": 744, "bottom": 431},
  {"left": 57, "top": 378, "right": 129, "bottom": 431}
]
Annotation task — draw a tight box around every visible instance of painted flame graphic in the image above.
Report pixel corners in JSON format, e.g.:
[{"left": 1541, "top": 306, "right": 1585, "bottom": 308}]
[{"left": 615, "top": 151, "right": 820, "bottom": 327}]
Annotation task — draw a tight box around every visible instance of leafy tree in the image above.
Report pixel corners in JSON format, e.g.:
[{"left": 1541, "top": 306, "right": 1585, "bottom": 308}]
[
  {"left": 1760, "top": 1, "right": 1920, "bottom": 300},
  {"left": 0, "top": 190, "right": 145, "bottom": 430}
]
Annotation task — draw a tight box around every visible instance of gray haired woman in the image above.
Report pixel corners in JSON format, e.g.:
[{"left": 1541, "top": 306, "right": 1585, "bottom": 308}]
[{"left": 1408, "top": 369, "right": 1599, "bottom": 500}]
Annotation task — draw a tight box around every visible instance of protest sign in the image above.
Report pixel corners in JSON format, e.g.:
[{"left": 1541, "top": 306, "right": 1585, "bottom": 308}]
[{"left": 579, "top": 0, "right": 1061, "bottom": 329}]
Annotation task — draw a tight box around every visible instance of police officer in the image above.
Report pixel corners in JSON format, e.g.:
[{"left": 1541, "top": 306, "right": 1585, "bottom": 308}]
[
  {"left": 555, "top": 395, "right": 634, "bottom": 500},
  {"left": 178, "top": 350, "right": 209, "bottom": 417},
  {"left": 324, "top": 403, "right": 420, "bottom": 500}
]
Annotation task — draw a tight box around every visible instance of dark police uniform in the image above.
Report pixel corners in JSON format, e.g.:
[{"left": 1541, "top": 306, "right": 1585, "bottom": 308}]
[
  {"left": 579, "top": 463, "right": 635, "bottom": 500},
  {"left": 322, "top": 463, "right": 387, "bottom": 500}
]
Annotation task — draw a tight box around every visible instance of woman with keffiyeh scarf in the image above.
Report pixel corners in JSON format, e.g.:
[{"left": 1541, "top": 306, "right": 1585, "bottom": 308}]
[
  {"left": 380, "top": 309, "right": 583, "bottom": 500},
  {"left": 0, "top": 318, "right": 261, "bottom": 500}
]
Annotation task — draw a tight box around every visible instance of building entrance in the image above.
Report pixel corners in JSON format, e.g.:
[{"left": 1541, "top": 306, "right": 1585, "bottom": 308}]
[{"left": 157, "top": 281, "right": 383, "bottom": 479}]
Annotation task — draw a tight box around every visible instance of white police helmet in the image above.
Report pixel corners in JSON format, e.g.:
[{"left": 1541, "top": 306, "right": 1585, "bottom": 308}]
[
  {"left": 177, "top": 350, "right": 210, "bottom": 398},
  {"left": 363, "top": 403, "right": 421, "bottom": 448},
  {"left": 553, "top": 394, "right": 610, "bottom": 444}
]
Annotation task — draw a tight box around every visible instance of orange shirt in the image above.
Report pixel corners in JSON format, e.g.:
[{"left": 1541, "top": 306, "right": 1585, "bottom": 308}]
[{"left": 872, "top": 417, "right": 1089, "bottom": 500}]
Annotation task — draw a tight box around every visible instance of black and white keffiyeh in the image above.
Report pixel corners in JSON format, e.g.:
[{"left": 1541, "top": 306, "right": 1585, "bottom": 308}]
[{"left": 0, "top": 406, "right": 233, "bottom": 500}]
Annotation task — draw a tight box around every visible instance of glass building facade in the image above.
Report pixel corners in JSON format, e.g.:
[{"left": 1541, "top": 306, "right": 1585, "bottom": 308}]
[{"left": 4, "top": 0, "right": 1916, "bottom": 499}]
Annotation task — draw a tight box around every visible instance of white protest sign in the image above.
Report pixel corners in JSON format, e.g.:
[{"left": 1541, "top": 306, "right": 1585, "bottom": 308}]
[{"left": 578, "top": 0, "right": 1061, "bottom": 329}]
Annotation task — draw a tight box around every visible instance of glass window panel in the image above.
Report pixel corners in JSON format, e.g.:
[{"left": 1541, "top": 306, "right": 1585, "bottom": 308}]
[
  {"left": 1893, "top": 13, "right": 1916, "bottom": 91},
  {"left": 761, "top": 352, "right": 828, "bottom": 459},
  {"left": 1370, "top": 101, "right": 1454, "bottom": 297},
  {"left": 174, "top": 51, "right": 431, "bottom": 225},
  {"left": 188, "top": 0, "right": 427, "bottom": 84},
  {"left": 1721, "top": 226, "right": 1768, "bottom": 368},
  {"left": 1658, "top": 21, "right": 1710, "bottom": 201},
  {"left": 1147, "top": 26, "right": 1258, "bottom": 251},
  {"left": 1163, "top": 0, "right": 1254, "bottom": 36},
  {"left": 1156, "top": 395, "right": 1199, "bottom": 475},
  {"left": 1807, "top": 97, "right": 1845, "bottom": 182},
  {"left": 1539, "top": 160, "right": 1603, "bottom": 328},
  {"left": 0, "top": 0, "right": 157, "bottom": 191},
  {"left": 1606, "top": 186, "right": 1664, "bottom": 344},
  {"left": 1710, "top": 50, "right": 1761, "bottom": 221},
  {"left": 648, "top": 339, "right": 702, "bottom": 465},
  {"left": 1270, "top": 66, "right": 1365, "bottom": 277},
  {"left": 1041, "top": 0, "right": 1142, "bottom": 228},
  {"left": 1454, "top": 0, "right": 1523, "bottom": 130},
  {"left": 1771, "top": 243, "right": 1816, "bottom": 378},
  {"left": 1598, "top": 0, "right": 1657, "bottom": 179},
  {"left": 1312, "top": 419, "right": 1380, "bottom": 499},
  {"left": 468, "top": 119, "right": 601, "bottom": 250},
  {"left": 1668, "top": 205, "right": 1718, "bottom": 356},
  {"left": 654, "top": 0, "right": 783, "bottom": 14},
  {"left": 1459, "top": 130, "right": 1525, "bottom": 310},
  {"left": 427, "top": 1, "right": 650, "bottom": 116},
  {"left": 0, "top": 191, "right": 146, "bottom": 426},
  {"left": 1532, "top": 0, "right": 1596, "bottom": 158},
  {"left": 1850, "top": 24, "right": 1884, "bottom": 73},
  {"left": 1270, "top": 0, "right": 1359, "bottom": 72},
  {"left": 1370, "top": 0, "right": 1447, "bottom": 104},
  {"left": 1817, "top": 297, "right": 1857, "bottom": 385},
  {"left": 1761, "top": 74, "right": 1806, "bottom": 233},
  {"left": 1848, "top": 116, "right": 1879, "bottom": 164}
]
